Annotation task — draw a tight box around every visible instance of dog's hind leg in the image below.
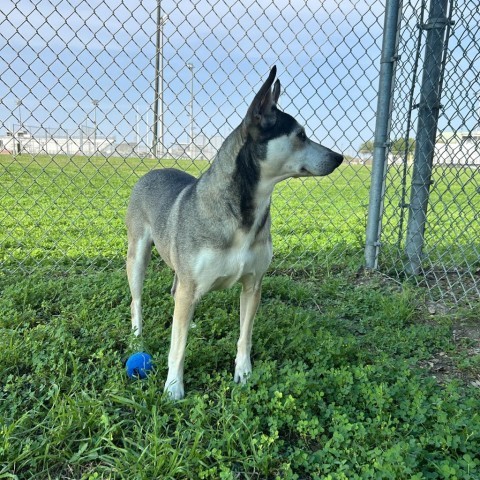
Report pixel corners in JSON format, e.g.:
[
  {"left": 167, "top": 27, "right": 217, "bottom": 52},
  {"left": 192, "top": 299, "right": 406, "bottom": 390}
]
[
  {"left": 170, "top": 274, "right": 178, "bottom": 296},
  {"left": 165, "top": 280, "right": 197, "bottom": 400},
  {"left": 126, "top": 228, "right": 153, "bottom": 337},
  {"left": 234, "top": 275, "right": 263, "bottom": 384}
]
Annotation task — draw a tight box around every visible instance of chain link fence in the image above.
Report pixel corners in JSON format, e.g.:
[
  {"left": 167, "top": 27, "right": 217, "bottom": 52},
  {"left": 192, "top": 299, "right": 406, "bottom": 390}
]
[
  {"left": 376, "top": 0, "right": 480, "bottom": 305},
  {"left": 0, "top": 0, "right": 478, "bottom": 305}
]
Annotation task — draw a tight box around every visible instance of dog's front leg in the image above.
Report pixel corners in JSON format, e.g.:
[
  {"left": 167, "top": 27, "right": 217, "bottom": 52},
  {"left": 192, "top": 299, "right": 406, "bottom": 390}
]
[
  {"left": 165, "top": 281, "right": 196, "bottom": 400},
  {"left": 235, "top": 276, "right": 263, "bottom": 384}
]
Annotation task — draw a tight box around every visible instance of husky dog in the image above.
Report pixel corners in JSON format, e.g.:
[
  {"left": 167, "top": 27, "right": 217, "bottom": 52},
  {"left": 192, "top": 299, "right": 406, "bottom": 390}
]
[{"left": 126, "top": 66, "right": 343, "bottom": 399}]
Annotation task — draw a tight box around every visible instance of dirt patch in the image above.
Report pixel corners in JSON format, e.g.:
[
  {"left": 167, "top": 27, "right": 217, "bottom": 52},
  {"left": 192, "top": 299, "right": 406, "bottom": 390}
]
[
  {"left": 355, "top": 271, "right": 480, "bottom": 389},
  {"left": 419, "top": 304, "right": 480, "bottom": 388},
  {"left": 319, "top": 269, "right": 480, "bottom": 388}
]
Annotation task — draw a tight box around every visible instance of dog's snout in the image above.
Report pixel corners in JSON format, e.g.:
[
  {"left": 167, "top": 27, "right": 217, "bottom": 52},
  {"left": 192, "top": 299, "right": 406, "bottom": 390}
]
[{"left": 332, "top": 152, "right": 344, "bottom": 166}]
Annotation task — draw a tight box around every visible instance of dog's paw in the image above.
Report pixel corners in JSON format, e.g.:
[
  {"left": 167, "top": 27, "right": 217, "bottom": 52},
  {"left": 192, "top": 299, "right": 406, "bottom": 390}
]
[
  {"left": 234, "top": 357, "right": 252, "bottom": 384},
  {"left": 164, "top": 379, "right": 185, "bottom": 400}
]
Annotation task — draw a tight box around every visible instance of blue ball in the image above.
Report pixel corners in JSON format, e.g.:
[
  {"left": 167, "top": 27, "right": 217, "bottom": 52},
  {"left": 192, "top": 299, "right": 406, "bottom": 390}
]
[{"left": 125, "top": 352, "right": 154, "bottom": 379}]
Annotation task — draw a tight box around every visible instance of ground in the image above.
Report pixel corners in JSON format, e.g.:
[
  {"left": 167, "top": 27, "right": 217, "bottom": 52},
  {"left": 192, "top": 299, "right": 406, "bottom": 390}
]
[
  {"left": 355, "top": 268, "right": 480, "bottom": 389},
  {"left": 420, "top": 306, "right": 480, "bottom": 388}
]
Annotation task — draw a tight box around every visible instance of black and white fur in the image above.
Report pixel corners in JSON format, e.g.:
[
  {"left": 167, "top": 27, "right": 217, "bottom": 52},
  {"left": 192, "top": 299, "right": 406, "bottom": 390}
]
[{"left": 126, "top": 66, "right": 343, "bottom": 399}]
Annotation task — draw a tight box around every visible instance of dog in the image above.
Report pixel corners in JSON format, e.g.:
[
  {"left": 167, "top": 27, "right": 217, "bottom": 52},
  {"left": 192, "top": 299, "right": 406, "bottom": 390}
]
[{"left": 126, "top": 66, "right": 343, "bottom": 399}]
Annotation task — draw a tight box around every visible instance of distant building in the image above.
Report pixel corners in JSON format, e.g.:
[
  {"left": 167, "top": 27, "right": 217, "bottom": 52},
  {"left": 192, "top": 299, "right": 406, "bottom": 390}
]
[
  {"left": 0, "top": 128, "right": 115, "bottom": 156},
  {"left": 434, "top": 132, "right": 480, "bottom": 166},
  {"left": 114, "top": 142, "right": 150, "bottom": 157},
  {"left": 167, "top": 133, "right": 225, "bottom": 161},
  {"left": 0, "top": 129, "right": 30, "bottom": 155},
  {"left": 386, "top": 131, "right": 480, "bottom": 166},
  {"left": 436, "top": 131, "right": 480, "bottom": 144}
]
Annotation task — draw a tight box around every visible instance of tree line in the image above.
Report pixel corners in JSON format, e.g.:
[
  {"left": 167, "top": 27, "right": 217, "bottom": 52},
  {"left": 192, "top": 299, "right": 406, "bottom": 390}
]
[{"left": 359, "top": 138, "right": 415, "bottom": 157}]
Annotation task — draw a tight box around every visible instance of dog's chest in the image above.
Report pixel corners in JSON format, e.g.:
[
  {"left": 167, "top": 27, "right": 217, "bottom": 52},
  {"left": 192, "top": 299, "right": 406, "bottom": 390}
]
[{"left": 193, "top": 231, "right": 272, "bottom": 294}]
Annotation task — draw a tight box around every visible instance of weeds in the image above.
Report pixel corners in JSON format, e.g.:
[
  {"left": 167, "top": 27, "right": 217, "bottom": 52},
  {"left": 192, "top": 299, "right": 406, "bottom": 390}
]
[
  {"left": 1, "top": 262, "right": 479, "bottom": 479},
  {"left": 1, "top": 156, "right": 479, "bottom": 478}
]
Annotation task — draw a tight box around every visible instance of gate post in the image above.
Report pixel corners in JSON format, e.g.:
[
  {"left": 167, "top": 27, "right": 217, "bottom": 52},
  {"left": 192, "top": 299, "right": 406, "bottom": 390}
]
[
  {"left": 404, "top": 0, "right": 451, "bottom": 274},
  {"left": 365, "top": 0, "right": 402, "bottom": 269}
]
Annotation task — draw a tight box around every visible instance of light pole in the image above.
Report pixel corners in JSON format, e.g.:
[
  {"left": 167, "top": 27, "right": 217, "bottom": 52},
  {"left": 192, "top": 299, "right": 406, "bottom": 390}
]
[
  {"left": 186, "top": 62, "right": 194, "bottom": 158},
  {"left": 16, "top": 99, "right": 22, "bottom": 130},
  {"left": 152, "top": 8, "right": 168, "bottom": 158},
  {"left": 92, "top": 100, "right": 99, "bottom": 155},
  {"left": 15, "top": 99, "right": 22, "bottom": 155}
]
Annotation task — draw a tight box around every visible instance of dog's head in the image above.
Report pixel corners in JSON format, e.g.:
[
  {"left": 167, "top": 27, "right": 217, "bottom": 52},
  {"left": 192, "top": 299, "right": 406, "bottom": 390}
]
[{"left": 242, "top": 66, "right": 343, "bottom": 182}]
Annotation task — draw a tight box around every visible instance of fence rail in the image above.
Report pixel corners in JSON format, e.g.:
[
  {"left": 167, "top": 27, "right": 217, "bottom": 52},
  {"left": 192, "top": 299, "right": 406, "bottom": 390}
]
[{"left": 1, "top": 0, "right": 478, "bottom": 305}]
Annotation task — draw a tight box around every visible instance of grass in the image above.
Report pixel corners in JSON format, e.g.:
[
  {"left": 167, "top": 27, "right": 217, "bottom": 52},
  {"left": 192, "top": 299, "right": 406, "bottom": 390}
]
[
  {"left": 1, "top": 154, "right": 480, "bottom": 478},
  {"left": 382, "top": 164, "right": 480, "bottom": 268},
  {"left": 0, "top": 154, "right": 371, "bottom": 273},
  {"left": 1, "top": 264, "right": 479, "bottom": 479},
  {"left": 1, "top": 154, "right": 478, "bottom": 275}
]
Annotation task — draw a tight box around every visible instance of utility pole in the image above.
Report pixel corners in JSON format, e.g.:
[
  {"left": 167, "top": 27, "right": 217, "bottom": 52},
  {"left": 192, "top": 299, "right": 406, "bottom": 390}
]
[
  {"left": 16, "top": 99, "right": 22, "bottom": 130},
  {"left": 92, "top": 100, "right": 99, "bottom": 155},
  {"left": 186, "top": 62, "right": 194, "bottom": 158},
  {"left": 152, "top": 6, "right": 168, "bottom": 158}
]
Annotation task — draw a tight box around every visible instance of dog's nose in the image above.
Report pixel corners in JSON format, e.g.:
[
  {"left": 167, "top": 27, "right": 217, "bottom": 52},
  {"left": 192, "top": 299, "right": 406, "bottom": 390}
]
[{"left": 332, "top": 152, "right": 344, "bottom": 166}]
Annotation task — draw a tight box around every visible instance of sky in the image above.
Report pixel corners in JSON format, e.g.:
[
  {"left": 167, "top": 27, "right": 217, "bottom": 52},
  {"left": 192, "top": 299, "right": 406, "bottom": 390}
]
[
  {"left": 0, "top": 0, "right": 477, "bottom": 155},
  {"left": 0, "top": 0, "right": 386, "bottom": 155}
]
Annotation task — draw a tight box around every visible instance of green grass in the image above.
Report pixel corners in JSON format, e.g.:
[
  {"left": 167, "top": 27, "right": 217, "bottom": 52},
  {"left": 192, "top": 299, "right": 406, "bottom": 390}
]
[
  {"left": 1, "top": 154, "right": 480, "bottom": 478},
  {"left": 1, "top": 263, "right": 479, "bottom": 479},
  {"left": 0, "top": 154, "right": 372, "bottom": 273},
  {"left": 1, "top": 154, "right": 478, "bottom": 276},
  {"left": 383, "top": 165, "right": 480, "bottom": 267}
]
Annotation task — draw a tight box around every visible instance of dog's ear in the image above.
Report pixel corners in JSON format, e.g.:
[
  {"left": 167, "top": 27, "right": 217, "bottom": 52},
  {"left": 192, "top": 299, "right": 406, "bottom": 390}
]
[
  {"left": 244, "top": 66, "right": 278, "bottom": 131},
  {"left": 272, "top": 79, "right": 281, "bottom": 104}
]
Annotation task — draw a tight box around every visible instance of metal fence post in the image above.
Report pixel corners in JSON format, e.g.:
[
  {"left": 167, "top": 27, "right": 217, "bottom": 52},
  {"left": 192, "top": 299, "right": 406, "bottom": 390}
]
[
  {"left": 152, "top": 2, "right": 167, "bottom": 158},
  {"left": 365, "top": 0, "right": 402, "bottom": 270},
  {"left": 404, "top": 0, "right": 450, "bottom": 275}
]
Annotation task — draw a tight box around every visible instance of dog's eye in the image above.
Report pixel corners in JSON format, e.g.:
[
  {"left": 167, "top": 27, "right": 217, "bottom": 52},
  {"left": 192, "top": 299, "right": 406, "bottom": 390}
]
[{"left": 297, "top": 130, "right": 307, "bottom": 141}]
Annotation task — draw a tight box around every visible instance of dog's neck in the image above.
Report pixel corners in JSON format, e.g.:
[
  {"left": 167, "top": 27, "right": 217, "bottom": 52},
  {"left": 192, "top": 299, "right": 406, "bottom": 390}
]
[
  {"left": 206, "top": 125, "right": 245, "bottom": 174},
  {"left": 198, "top": 125, "right": 274, "bottom": 231}
]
